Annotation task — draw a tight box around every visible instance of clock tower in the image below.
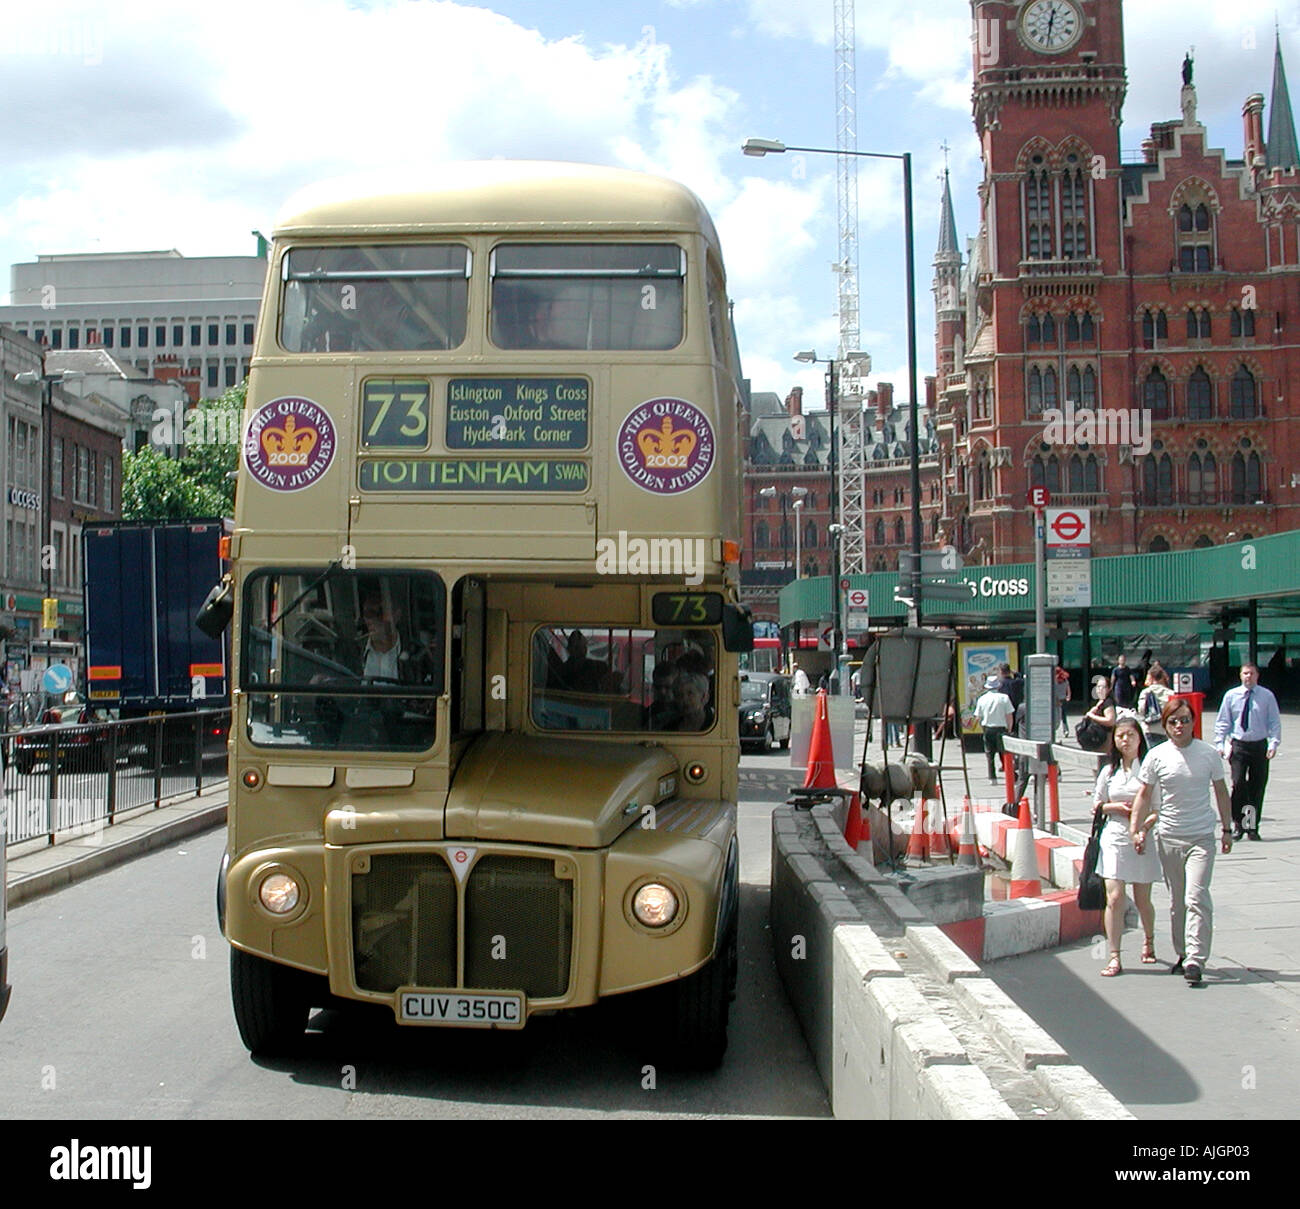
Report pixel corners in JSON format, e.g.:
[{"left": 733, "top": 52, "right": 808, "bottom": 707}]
[{"left": 955, "top": 0, "right": 1128, "bottom": 561}]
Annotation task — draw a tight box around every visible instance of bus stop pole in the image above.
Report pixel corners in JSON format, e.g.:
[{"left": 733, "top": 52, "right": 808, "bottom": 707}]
[{"left": 1034, "top": 505, "right": 1046, "bottom": 654}]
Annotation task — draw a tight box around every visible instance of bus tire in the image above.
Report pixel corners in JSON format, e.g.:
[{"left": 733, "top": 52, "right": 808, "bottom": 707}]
[
  {"left": 659, "top": 908, "right": 737, "bottom": 1070},
  {"left": 230, "top": 947, "right": 311, "bottom": 1056}
]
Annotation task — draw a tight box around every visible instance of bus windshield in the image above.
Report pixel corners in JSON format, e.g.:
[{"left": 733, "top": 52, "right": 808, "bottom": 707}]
[
  {"left": 531, "top": 625, "right": 715, "bottom": 733},
  {"left": 280, "top": 244, "right": 471, "bottom": 353},
  {"left": 241, "top": 569, "right": 444, "bottom": 751}
]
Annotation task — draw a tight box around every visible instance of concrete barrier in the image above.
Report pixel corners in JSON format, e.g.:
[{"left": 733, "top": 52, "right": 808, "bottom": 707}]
[{"left": 772, "top": 803, "right": 1133, "bottom": 1120}]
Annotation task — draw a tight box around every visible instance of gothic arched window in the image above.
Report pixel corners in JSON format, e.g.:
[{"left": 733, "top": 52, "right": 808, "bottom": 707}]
[
  {"left": 874, "top": 518, "right": 886, "bottom": 545},
  {"left": 1231, "top": 451, "right": 1262, "bottom": 503},
  {"left": 1142, "top": 453, "right": 1173, "bottom": 505},
  {"left": 1043, "top": 365, "right": 1059, "bottom": 411},
  {"left": 1176, "top": 194, "right": 1215, "bottom": 271},
  {"left": 1081, "top": 364, "right": 1097, "bottom": 408},
  {"left": 1061, "top": 157, "right": 1090, "bottom": 258},
  {"left": 1025, "top": 160, "right": 1054, "bottom": 258},
  {"left": 894, "top": 517, "right": 906, "bottom": 544},
  {"left": 1231, "top": 307, "right": 1256, "bottom": 338},
  {"left": 1149, "top": 536, "right": 1171, "bottom": 553},
  {"left": 1144, "top": 367, "right": 1170, "bottom": 420},
  {"left": 1142, "top": 309, "right": 1168, "bottom": 349},
  {"left": 1027, "top": 366, "right": 1043, "bottom": 414},
  {"left": 1229, "top": 365, "right": 1258, "bottom": 419},
  {"left": 1187, "top": 367, "right": 1213, "bottom": 419},
  {"left": 1186, "top": 307, "right": 1210, "bottom": 340}
]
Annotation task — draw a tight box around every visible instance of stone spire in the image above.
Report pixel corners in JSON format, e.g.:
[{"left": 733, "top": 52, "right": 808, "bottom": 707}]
[
  {"left": 935, "top": 166, "right": 961, "bottom": 264},
  {"left": 1267, "top": 34, "right": 1300, "bottom": 171}
]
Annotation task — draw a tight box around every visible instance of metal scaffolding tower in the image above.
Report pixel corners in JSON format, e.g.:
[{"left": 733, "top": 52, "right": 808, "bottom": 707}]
[{"left": 834, "top": 0, "right": 867, "bottom": 575}]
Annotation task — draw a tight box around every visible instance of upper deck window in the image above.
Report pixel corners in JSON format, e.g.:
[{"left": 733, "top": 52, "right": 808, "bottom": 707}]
[
  {"left": 280, "top": 244, "right": 470, "bottom": 353},
  {"left": 491, "top": 244, "right": 684, "bottom": 351}
]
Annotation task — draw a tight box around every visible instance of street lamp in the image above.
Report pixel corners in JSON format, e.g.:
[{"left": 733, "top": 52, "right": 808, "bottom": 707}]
[
  {"left": 758, "top": 484, "right": 807, "bottom": 578},
  {"left": 744, "top": 136, "right": 924, "bottom": 624},
  {"left": 14, "top": 366, "right": 83, "bottom": 632},
  {"left": 792, "top": 496, "right": 805, "bottom": 577}
]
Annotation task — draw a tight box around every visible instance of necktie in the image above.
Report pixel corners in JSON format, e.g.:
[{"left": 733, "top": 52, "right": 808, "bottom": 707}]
[{"left": 1240, "top": 689, "right": 1252, "bottom": 734}]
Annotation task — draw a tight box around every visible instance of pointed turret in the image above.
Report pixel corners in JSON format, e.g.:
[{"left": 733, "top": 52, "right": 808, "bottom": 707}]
[
  {"left": 935, "top": 168, "right": 961, "bottom": 265},
  {"left": 1267, "top": 34, "right": 1300, "bottom": 172}
]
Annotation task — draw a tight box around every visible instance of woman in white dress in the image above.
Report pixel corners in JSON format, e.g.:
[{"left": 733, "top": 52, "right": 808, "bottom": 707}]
[{"left": 1095, "top": 714, "right": 1162, "bottom": 975}]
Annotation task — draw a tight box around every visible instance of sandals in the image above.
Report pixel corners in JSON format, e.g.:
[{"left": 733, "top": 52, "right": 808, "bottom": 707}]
[
  {"left": 1141, "top": 936, "right": 1157, "bottom": 964},
  {"left": 1100, "top": 954, "right": 1122, "bottom": 977}
]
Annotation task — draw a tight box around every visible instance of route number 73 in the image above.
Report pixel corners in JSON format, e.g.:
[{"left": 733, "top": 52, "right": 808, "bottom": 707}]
[{"left": 362, "top": 381, "right": 430, "bottom": 447}]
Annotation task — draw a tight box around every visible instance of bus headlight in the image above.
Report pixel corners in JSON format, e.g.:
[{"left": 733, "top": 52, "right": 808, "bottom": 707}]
[
  {"left": 632, "top": 882, "right": 679, "bottom": 928},
  {"left": 258, "top": 872, "right": 301, "bottom": 915}
]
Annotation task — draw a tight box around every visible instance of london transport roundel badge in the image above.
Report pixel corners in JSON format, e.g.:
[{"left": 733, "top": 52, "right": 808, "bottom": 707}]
[
  {"left": 243, "top": 397, "right": 338, "bottom": 492},
  {"left": 616, "top": 398, "right": 715, "bottom": 495}
]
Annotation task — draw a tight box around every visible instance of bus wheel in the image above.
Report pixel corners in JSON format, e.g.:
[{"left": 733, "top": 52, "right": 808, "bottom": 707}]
[
  {"left": 658, "top": 910, "right": 737, "bottom": 1070},
  {"left": 230, "top": 947, "right": 311, "bottom": 1056}
]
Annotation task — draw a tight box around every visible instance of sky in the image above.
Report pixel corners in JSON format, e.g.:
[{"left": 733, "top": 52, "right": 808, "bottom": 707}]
[{"left": 1, "top": 0, "right": 1297, "bottom": 406}]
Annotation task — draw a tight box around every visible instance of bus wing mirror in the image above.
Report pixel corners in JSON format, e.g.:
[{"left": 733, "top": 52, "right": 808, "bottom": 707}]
[
  {"left": 721, "top": 604, "right": 754, "bottom": 653},
  {"left": 196, "top": 579, "right": 234, "bottom": 639}
]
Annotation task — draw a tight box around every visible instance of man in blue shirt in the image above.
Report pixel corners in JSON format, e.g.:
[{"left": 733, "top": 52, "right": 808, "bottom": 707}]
[{"left": 1213, "top": 663, "right": 1282, "bottom": 840}]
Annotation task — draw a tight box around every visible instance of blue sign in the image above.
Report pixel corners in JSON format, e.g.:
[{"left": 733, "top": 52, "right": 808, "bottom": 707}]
[{"left": 42, "top": 664, "right": 73, "bottom": 695}]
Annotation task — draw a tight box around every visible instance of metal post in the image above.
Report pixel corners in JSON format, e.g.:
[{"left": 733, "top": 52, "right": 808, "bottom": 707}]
[
  {"left": 1034, "top": 506, "right": 1046, "bottom": 652},
  {"left": 828, "top": 359, "right": 841, "bottom": 684},
  {"left": 903, "top": 152, "right": 923, "bottom": 630}
]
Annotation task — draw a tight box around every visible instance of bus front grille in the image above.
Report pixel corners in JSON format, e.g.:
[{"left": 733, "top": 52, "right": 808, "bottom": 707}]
[{"left": 350, "top": 852, "right": 573, "bottom": 999}]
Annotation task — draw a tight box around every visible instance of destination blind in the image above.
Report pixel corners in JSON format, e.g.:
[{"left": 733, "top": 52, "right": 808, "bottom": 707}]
[
  {"left": 358, "top": 458, "right": 589, "bottom": 492},
  {"left": 446, "top": 377, "right": 589, "bottom": 449}
]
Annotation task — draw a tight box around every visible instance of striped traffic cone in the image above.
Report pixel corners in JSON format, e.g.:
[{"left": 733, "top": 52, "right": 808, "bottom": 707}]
[
  {"left": 1007, "top": 796, "right": 1041, "bottom": 898},
  {"left": 906, "top": 799, "right": 930, "bottom": 862},
  {"left": 956, "top": 801, "right": 980, "bottom": 867},
  {"left": 929, "top": 799, "right": 951, "bottom": 858}
]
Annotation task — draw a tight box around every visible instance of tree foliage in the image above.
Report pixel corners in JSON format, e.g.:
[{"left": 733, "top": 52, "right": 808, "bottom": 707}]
[{"left": 120, "top": 383, "right": 245, "bottom": 521}]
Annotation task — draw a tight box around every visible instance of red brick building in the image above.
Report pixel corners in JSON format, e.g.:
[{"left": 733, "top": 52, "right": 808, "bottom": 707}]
[{"left": 936, "top": 0, "right": 1300, "bottom": 563}]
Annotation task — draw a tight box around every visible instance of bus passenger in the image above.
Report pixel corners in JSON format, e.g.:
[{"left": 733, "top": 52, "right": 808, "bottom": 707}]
[
  {"left": 649, "top": 662, "right": 681, "bottom": 730},
  {"left": 554, "top": 630, "right": 608, "bottom": 693},
  {"left": 675, "top": 671, "right": 713, "bottom": 731}
]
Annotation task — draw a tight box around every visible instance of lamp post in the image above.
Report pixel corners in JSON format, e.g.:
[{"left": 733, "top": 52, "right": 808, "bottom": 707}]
[
  {"left": 744, "top": 136, "right": 923, "bottom": 625},
  {"left": 792, "top": 496, "right": 805, "bottom": 576},
  {"left": 758, "top": 484, "right": 807, "bottom": 578},
  {"left": 14, "top": 366, "right": 82, "bottom": 634},
  {"left": 792, "top": 349, "right": 867, "bottom": 688}
]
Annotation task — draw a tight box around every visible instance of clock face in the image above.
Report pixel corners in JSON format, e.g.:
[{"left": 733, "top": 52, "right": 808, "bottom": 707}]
[{"left": 1021, "top": 0, "right": 1082, "bottom": 53}]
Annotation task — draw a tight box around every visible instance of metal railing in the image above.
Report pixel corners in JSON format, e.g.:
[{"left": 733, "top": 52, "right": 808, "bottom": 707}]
[{"left": 1, "top": 709, "right": 230, "bottom": 847}]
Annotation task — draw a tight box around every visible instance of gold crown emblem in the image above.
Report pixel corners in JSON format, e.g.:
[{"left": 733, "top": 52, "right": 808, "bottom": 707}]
[
  {"left": 636, "top": 416, "right": 696, "bottom": 468},
  {"left": 260, "top": 414, "right": 318, "bottom": 466}
]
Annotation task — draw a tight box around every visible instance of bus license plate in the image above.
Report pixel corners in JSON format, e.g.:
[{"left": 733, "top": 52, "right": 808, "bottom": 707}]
[{"left": 397, "top": 990, "right": 525, "bottom": 1029}]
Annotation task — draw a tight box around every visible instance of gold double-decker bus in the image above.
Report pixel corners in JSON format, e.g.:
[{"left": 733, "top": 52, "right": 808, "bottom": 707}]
[{"left": 220, "top": 162, "right": 750, "bottom": 1066}]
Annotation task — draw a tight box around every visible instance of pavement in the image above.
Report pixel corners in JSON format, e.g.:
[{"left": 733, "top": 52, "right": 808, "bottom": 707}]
[{"left": 6, "top": 710, "right": 1299, "bottom": 1119}]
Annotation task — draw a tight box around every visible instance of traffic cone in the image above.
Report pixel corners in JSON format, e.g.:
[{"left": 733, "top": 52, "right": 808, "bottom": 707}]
[
  {"left": 956, "top": 801, "right": 980, "bottom": 867},
  {"left": 928, "top": 799, "right": 951, "bottom": 858},
  {"left": 907, "top": 799, "right": 930, "bottom": 862},
  {"left": 1007, "top": 796, "right": 1041, "bottom": 898},
  {"left": 845, "top": 791, "right": 872, "bottom": 857},
  {"left": 803, "top": 689, "right": 837, "bottom": 789}
]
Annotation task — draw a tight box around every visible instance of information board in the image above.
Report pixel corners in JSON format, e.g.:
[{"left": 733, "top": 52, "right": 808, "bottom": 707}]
[{"left": 445, "top": 378, "right": 589, "bottom": 450}]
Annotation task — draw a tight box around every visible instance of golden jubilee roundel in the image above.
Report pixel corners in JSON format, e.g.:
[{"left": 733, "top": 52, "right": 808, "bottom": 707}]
[
  {"left": 242, "top": 396, "right": 338, "bottom": 492},
  {"left": 616, "top": 398, "right": 715, "bottom": 495}
]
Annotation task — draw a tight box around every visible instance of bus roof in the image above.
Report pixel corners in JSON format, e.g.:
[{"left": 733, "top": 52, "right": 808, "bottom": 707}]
[{"left": 274, "top": 161, "right": 721, "bottom": 250}]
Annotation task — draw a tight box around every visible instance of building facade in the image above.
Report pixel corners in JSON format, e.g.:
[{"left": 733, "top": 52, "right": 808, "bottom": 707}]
[
  {"left": 0, "top": 249, "right": 267, "bottom": 400},
  {"left": 0, "top": 327, "right": 124, "bottom": 682},
  {"left": 935, "top": 0, "right": 1300, "bottom": 563}
]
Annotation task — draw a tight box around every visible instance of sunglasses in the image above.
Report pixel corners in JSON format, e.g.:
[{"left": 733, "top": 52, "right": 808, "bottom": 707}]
[{"left": 1166, "top": 715, "right": 1193, "bottom": 726}]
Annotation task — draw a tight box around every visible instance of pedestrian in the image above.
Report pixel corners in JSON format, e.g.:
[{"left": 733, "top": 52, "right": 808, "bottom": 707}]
[
  {"left": 1213, "top": 662, "right": 1281, "bottom": 841},
  {"left": 1130, "top": 698, "right": 1234, "bottom": 985},
  {"left": 1080, "top": 675, "right": 1117, "bottom": 745},
  {"left": 974, "top": 674, "right": 1014, "bottom": 784},
  {"left": 1136, "top": 666, "right": 1173, "bottom": 748},
  {"left": 1054, "top": 666, "right": 1072, "bottom": 740},
  {"left": 792, "top": 665, "right": 810, "bottom": 696},
  {"left": 1094, "top": 714, "right": 1161, "bottom": 976},
  {"left": 1111, "top": 652, "right": 1136, "bottom": 709}
]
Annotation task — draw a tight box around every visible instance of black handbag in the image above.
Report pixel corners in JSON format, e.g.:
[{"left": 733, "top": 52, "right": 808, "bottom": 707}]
[
  {"left": 1077, "top": 806, "right": 1107, "bottom": 911},
  {"left": 1075, "top": 711, "right": 1109, "bottom": 751}
]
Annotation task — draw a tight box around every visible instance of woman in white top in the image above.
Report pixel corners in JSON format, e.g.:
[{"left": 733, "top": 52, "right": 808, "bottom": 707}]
[{"left": 1094, "top": 714, "right": 1162, "bottom": 976}]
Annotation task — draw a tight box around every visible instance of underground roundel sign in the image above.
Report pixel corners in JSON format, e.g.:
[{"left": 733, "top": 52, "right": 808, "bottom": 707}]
[
  {"left": 617, "top": 398, "right": 715, "bottom": 494},
  {"left": 243, "top": 396, "right": 337, "bottom": 492}
]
